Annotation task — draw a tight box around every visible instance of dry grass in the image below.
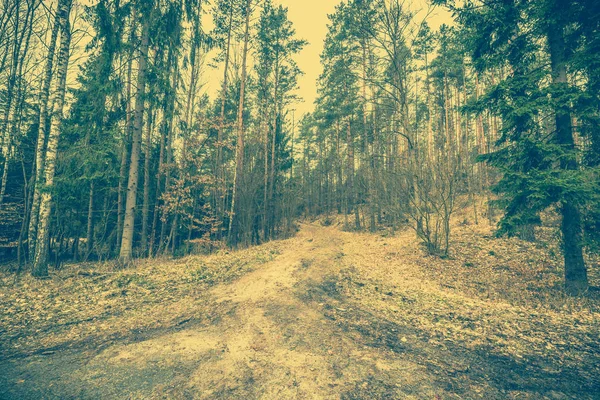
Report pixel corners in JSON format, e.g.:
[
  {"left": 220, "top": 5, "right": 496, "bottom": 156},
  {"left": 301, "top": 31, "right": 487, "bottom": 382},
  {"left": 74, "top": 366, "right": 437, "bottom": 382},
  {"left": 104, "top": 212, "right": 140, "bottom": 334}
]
[
  {"left": 1, "top": 213, "right": 598, "bottom": 399},
  {"left": 0, "top": 243, "right": 281, "bottom": 358}
]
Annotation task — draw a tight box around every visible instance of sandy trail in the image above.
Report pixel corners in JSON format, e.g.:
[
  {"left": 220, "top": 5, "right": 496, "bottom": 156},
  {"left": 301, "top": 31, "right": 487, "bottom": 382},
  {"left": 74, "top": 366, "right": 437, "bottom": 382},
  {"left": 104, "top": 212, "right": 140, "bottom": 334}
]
[{"left": 1, "top": 222, "right": 598, "bottom": 399}]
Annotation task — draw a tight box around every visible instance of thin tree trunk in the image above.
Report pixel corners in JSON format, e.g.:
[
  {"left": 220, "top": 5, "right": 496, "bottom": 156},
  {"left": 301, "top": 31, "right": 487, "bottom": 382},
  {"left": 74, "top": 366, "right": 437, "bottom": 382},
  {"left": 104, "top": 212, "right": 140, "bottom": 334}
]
[
  {"left": 159, "top": 59, "right": 178, "bottom": 254},
  {"left": 268, "top": 112, "right": 277, "bottom": 238},
  {"left": 150, "top": 110, "right": 166, "bottom": 258},
  {"left": 267, "top": 35, "right": 283, "bottom": 239},
  {"left": 28, "top": 0, "right": 63, "bottom": 259},
  {"left": 169, "top": 213, "right": 178, "bottom": 255},
  {"left": 361, "top": 40, "right": 376, "bottom": 232},
  {"left": 32, "top": 0, "right": 72, "bottom": 276},
  {"left": 228, "top": 0, "right": 251, "bottom": 244},
  {"left": 214, "top": 1, "right": 234, "bottom": 238},
  {"left": 346, "top": 119, "right": 359, "bottom": 230},
  {"left": 85, "top": 181, "right": 94, "bottom": 260},
  {"left": 141, "top": 108, "right": 153, "bottom": 255},
  {"left": 186, "top": 198, "right": 196, "bottom": 253},
  {"left": 335, "top": 121, "right": 342, "bottom": 214},
  {"left": 0, "top": 147, "right": 10, "bottom": 204},
  {"left": 116, "top": 130, "right": 129, "bottom": 250},
  {"left": 0, "top": 0, "right": 22, "bottom": 157},
  {"left": 119, "top": 13, "right": 150, "bottom": 263},
  {"left": 17, "top": 155, "right": 31, "bottom": 269},
  {"left": 547, "top": 16, "right": 588, "bottom": 294},
  {"left": 263, "top": 107, "right": 269, "bottom": 239},
  {"left": 0, "top": 0, "right": 34, "bottom": 204},
  {"left": 426, "top": 52, "right": 433, "bottom": 160},
  {"left": 117, "top": 6, "right": 137, "bottom": 251}
]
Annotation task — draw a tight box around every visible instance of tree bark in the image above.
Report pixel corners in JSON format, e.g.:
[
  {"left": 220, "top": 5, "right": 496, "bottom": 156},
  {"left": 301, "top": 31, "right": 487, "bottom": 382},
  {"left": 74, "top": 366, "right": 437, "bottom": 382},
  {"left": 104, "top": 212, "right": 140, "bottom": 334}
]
[
  {"left": 150, "top": 107, "right": 166, "bottom": 257},
  {"left": 17, "top": 155, "right": 31, "bottom": 268},
  {"left": 426, "top": 52, "right": 433, "bottom": 160},
  {"left": 267, "top": 34, "right": 282, "bottom": 240},
  {"left": 547, "top": 14, "right": 588, "bottom": 294},
  {"left": 141, "top": 108, "right": 153, "bottom": 255},
  {"left": 262, "top": 105, "right": 269, "bottom": 239},
  {"left": 28, "top": 0, "right": 63, "bottom": 259},
  {"left": 116, "top": 124, "right": 129, "bottom": 250},
  {"left": 346, "top": 119, "right": 359, "bottom": 230},
  {"left": 159, "top": 57, "right": 178, "bottom": 254},
  {"left": 32, "top": 0, "right": 72, "bottom": 276},
  {"left": 85, "top": 181, "right": 94, "bottom": 260},
  {"left": 214, "top": 1, "right": 234, "bottom": 238},
  {"left": 228, "top": 0, "right": 251, "bottom": 245},
  {"left": 117, "top": 8, "right": 137, "bottom": 251},
  {"left": 119, "top": 13, "right": 150, "bottom": 263}
]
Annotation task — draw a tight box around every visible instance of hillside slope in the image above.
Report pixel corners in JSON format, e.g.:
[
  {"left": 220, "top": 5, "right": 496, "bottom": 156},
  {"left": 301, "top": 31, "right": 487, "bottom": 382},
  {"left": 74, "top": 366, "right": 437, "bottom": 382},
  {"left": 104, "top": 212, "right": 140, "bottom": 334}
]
[{"left": 1, "top": 221, "right": 599, "bottom": 399}]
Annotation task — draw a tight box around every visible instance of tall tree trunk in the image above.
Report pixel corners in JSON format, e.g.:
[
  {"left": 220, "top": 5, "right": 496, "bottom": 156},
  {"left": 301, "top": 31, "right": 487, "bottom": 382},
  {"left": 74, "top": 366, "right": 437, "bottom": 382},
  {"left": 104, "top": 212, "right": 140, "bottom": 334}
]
[
  {"left": 119, "top": 13, "right": 150, "bottom": 263},
  {"left": 0, "top": 0, "right": 22, "bottom": 156},
  {"left": 168, "top": 213, "right": 178, "bottom": 255},
  {"left": 335, "top": 121, "right": 342, "bottom": 214},
  {"left": 6, "top": 0, "right": 35, "bottom": 172},
  {"left": 228, "top": 0, "right": 251, "bottom": 245},
  {"left": 159, "top": 59, "right": 178, "bottom": 254},
  {"left": 32, "top": 0, "right": 72, "bottom": 277},
  {"left": 182, "top": 12, "right": 200, "bottom": 157},
  {"left": 268, "top": 112, "right": 277, "bottom": 238},
  {"left": 214, "top": 1, "right": 234, "bottom": 238},
  {"left": 547, "top": 14, "right": 588, "bottom": 294},
  {"left": 425, "top": 52, "right": 433, "bottom": 160},
  {"left": 361, "top": 40, "right": 376, "bottom": 232},
  {"left": 150, "top": 108, "right": 167, "bottom": 258},
  {"left": 0, "top": 145, "right": 10, "bottom": 204},
  {"left": 140, "top": 108, "right": 153, "bottom": 256},
  {"left": 262, "top": 105, "right": 269, "bottom": 239},
  {"left": 150, "top": 52, "right": 171, "bottom": 257},
  {"left": 444, "top": 72, "right": 451, "bottom": 153},
  {"left": 28, "top": 0, "right": 63, "bottom": 259},
  {"left": 17, "top": 155, "right": 31, "bottom": 269},
  {"left": 346, "top": 119, "right": 359, "bottom": 230},
  {"left": 116, "top": 129, "right": 129, "bottom": 250},
  {"left": 117, "top": 9, "right": 137, "bottom": 251},
  {"left": 85, "top": 181, "right": 94, "bottom": 260},
  {"left": 267, "top": 39, "right": 282, "bottom": 239}
]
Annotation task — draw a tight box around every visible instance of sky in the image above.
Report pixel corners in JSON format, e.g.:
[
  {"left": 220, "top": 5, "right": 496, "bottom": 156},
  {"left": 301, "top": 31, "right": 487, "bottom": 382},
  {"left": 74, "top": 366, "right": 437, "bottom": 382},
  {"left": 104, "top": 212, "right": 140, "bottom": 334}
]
[
  {"left": 202, "top": 0, "right": 454, "bottom": 118},
  {"left": 286, "top": 0, "right": 451, "bottom": 115},
  {"left": 73, "top": 0, "right": 453, "bottom": 118},
  {"left": 282, "top": 0, "right": 339, "bottom": 116},
  {"left": 200, "top": 0, "right": 339, "bottom": 117},
  {"left": 273, "top": 0, "right": 453, "bottom": 117}
]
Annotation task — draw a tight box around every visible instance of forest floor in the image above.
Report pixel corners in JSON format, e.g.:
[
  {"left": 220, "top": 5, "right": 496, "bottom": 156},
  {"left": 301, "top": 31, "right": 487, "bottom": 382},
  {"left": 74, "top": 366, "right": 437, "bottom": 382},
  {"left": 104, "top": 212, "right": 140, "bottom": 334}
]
[{"left": 1, "top": 215, "right": 600, "bottom": 399}]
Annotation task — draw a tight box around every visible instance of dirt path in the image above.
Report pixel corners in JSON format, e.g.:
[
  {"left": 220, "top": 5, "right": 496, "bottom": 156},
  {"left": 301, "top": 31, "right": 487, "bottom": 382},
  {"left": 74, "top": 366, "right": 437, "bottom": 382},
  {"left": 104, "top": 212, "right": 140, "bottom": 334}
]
[{"left": 1, "top": 223, "right": 599, "bottom": 399}]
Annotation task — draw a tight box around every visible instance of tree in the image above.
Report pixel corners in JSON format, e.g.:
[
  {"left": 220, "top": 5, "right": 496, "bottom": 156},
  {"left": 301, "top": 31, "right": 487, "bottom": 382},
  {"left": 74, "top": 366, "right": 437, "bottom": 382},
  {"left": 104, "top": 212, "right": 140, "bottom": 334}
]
[
  {"left": 253, "top": 3, "right": 305, "bottom": 240},
  {"left": 228, "top": 0, "right": 252, "bottom": 245},
  {"left": 28, "top": 0, "right": 65, "bottom": 260},
  {"left": 31, "top": 0, "right": 73, "bottom": 276},
  {"left": 119, "top": 0, "right": 152, "bottom": 263},
  {"left": 445, "top": 0, "right": 599, "bottom": 294}
]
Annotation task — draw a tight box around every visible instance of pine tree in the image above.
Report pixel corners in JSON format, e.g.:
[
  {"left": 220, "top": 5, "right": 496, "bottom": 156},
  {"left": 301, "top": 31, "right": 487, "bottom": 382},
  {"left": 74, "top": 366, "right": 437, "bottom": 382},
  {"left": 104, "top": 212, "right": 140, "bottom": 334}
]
[{"left": 446, "top": 0, "right": 599, "bottom": 294}]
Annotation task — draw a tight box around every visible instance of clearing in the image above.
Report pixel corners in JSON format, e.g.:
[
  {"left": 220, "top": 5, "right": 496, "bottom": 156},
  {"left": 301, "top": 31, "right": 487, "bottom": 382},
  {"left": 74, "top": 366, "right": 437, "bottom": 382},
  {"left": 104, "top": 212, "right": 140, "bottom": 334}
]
[{"left": 1, "top": 219, "right": 599, "bottom": 399}]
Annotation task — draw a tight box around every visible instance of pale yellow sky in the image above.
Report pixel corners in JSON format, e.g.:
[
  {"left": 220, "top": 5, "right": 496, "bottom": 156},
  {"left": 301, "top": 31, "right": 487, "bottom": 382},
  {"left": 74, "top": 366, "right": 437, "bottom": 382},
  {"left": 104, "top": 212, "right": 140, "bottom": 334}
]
[
  {"left": 269, "top": 0, "right": 453, "bottom": 116},
  {"left": 283, "top": 0, "right": 339, "bottom": 116},
  {"left": 201, "top": 0, "right": 453, "bottom": 118},
  {"left": 200, "top": 0, "right": 339, "bottom": 117},
  {"left": 72, "top": 0, "right": 452, "bottom": 118}
]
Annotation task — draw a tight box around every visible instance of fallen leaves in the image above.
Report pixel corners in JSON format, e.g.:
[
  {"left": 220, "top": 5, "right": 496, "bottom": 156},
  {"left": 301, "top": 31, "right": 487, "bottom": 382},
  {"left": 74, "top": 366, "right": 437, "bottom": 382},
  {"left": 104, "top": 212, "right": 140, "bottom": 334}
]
[
  {"left": 0, "top": 242, "right": 282, "bottom": 358},
  {"left": 1, "top": 218, "right": 599, "bottom": 398}
]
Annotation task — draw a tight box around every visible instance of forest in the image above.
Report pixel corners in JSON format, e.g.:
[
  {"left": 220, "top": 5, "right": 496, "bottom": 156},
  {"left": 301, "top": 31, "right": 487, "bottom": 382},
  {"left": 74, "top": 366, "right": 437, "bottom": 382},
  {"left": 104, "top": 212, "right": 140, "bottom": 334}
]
[{"left": 1, "top": 0, "right": 599, "bottom": 398}]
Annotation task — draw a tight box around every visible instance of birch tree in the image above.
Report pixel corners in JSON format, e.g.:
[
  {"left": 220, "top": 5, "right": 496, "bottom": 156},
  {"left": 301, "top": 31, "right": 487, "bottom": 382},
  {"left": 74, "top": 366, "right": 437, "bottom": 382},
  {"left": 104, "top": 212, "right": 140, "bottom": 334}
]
[{"left": 31, "top": 0, "right": 73, "bottom": 277}]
